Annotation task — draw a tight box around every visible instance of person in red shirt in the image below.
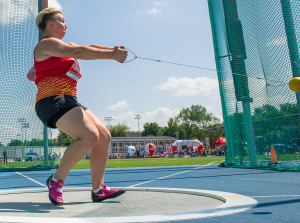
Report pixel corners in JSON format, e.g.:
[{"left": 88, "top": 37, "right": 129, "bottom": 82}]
[{"left": 29, "top": 7, "right": 127, "bottom": 205}]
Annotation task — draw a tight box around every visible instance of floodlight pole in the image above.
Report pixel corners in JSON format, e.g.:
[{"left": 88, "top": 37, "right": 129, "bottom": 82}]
[
  {"left": 104, "top": 116, "right": 113, "bottom": 126},
  {"left": 17, "top": 118, "right": 29, "bottom": 160},
  {"left": 17, "top": 118, "right": 26, "bottom": 146},
  {"left": 135, "top": 115, "right": 142, "bottom": 152},
  {"left": 22, "top": 122, "right": 30, "bottom": 146}
]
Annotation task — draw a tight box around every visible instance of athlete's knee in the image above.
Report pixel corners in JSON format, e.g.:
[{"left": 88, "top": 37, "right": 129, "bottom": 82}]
[
  {"left": 82, "top": 128, "right": 100, "bottom": 148},
  {"left": 98, "top": 127, "right": 111, "bottom": 145}
]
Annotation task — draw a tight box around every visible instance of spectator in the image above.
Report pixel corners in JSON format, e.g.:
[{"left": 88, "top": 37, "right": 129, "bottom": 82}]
[
  {"left": 158, "top": 144, "right": 163, "bottom": 154},
  {"left": 143, "top": 150, "right": 148, "bottom": 157},
  {"left": 3, "top": 149, "right": 7, "bottom": 162}
]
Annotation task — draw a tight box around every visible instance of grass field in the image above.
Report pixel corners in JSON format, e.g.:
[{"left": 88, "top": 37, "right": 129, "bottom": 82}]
[
  {"left": 0, "top": 161, "right": 46, "bottom": 168},
  {"left": 0, "top": 157, "right": 224, "bottom": 171},
  {"left": 72, "top": 156, "right": 225, "bottom": 169},
  {"left": 1, "top": 154, "right": 299, "bottom": 171}
]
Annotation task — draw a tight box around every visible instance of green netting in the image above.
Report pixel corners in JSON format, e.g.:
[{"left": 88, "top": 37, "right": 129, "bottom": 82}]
[
  {"left": 208, "top": 0, "right": 300, "bottom": 171},
  {"left": 0, "top": 0, "right": 55, "bottom": 171}
]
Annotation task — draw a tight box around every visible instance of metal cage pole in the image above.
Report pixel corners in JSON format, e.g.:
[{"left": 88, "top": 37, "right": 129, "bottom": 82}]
[
  {"left": 38, "top": 0, "right": 49, "bottom": 166},
  {"left": 207, "top": 0, "right": 235, "bottom": 165},
  {"left": 280, "top": 0, "right": 300, "bottom": 119},
  {"left": 222, "top": 0, "right": 257, "bottom": 166}
]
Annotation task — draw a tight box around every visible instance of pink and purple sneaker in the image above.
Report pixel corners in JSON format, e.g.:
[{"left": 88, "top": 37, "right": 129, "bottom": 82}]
[
  {"left": 46, "top": 174, "right": 64, "bottom": 205},
  {"left": 92, "top": 183, "right": 125, "bottom": 202}
]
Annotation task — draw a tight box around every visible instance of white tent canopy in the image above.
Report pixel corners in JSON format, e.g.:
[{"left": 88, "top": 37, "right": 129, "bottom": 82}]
[{"left": 172, "top": 140, "right": 202, "bottom": 147}]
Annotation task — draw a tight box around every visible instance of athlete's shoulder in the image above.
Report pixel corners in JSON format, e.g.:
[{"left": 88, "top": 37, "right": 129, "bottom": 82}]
[
  {"left": 39, "top": 37, "right": 64, "bottom": 45},
  {"left": 36, "top": 38, "right": 66, "bottom": 54},
  {"left": 66, "top": 42, "right": 78, "bottom": 46}
]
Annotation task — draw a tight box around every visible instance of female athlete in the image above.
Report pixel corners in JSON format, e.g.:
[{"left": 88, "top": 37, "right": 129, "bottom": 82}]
[{"left": 29, "top": 7, "right": 128, "bottom": 205}]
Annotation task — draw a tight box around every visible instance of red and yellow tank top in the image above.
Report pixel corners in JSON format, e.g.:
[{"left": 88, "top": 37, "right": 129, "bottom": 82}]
[{"left": 34, "top": 39, "right": 82, "bottom": 102}]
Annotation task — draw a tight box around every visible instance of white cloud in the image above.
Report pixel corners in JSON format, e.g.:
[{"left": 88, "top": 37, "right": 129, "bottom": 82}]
[
  {"left": 114, "top": 111, "right": 135, "bottom": 123},
  {"left": 107, "top": 106, "right": 222, "bottom": 131},
  {"left": 138, "top": 1, "right": 168, "bottom": 15},
  {"left": 155, "top": 76, "right": 219, "bottom": 97},
  {"left": 154, "top": 1, "right": 168, "bottom": 6},
  {"left": 108, "top": 100, "right": 128, "bottom": 111},
  {"left": 204, "top": 105, "right": 214, "bottom": 111},
  {"left": 145, "top": 8, "right": 162, "bottom": 15},
  {"left": 113, "top": 111, "right": 136, "bottom": 126},
  {"left": 110, "top": 107, "right": 179, "bottom": 131},
  {"left": 48, "top": 0, "right": 63, "bottom": 10},
  {"left": 142, "top": 107, "right": 179, "bottom": 125}
]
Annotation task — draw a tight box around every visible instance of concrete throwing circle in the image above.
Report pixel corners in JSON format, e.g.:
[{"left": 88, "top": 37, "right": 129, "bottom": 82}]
[{"left": 0, "top": 187, "right": 257, "bottom": 223}]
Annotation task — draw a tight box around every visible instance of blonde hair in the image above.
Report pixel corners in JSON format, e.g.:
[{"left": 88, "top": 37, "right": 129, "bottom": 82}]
[{"left": 36, "top": 8, "right": 62, "bottom": 32}]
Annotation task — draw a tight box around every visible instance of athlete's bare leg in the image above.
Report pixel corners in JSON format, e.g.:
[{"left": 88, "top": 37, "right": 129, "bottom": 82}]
[
  {"left": 84, "top": 110, "right": 111, "bottom": 190},
  {"left": 54, "top": 107, "right": 111, "bottom": 191},
  {"left": 54, "top": 106, "right": 100, "bottom": 181}
]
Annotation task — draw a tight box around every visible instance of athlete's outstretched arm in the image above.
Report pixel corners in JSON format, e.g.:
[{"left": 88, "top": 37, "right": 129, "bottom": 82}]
[
  {"left": 68, "top": 42, "right": 119, "bottom": 50},
  {"left": 88, "top": 44, "right": 112, "bottom": 49},
  {"left": 35, "top": 38, "right": 127, "bottom": 62}
]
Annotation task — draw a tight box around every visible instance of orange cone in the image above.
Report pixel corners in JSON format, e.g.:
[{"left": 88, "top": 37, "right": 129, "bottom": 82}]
[{"left": 270, "top": 145, "right": 277, "bottom": 163}]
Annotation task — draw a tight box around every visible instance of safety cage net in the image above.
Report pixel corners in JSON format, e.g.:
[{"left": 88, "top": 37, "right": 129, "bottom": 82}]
[
  {"left": 208, "top": 0, "right": 300, "bottom": 171},
  {"left": 0, "top": 0, "right": 55, "bottom": 171}
]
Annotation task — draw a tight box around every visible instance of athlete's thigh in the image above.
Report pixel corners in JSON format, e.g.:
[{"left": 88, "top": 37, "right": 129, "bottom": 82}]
[{"left": 56, "top": 106, "right": 98, "bottom": 139}]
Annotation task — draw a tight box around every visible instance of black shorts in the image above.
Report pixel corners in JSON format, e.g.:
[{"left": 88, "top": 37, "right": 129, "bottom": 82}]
[{"left": 35, "top": 95, "right": 87, "bottom": 129}]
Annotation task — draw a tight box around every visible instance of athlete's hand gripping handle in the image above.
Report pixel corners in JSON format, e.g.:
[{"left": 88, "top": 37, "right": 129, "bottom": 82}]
[{"left": 112, "top": 46, "right": 128, "bottom": 63}]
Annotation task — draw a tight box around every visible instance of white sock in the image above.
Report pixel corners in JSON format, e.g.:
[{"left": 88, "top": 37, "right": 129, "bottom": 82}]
[
  {"left": 52, "top": 175, "right": 58, "bottom": 183},
  {"left": 93, "top": 186, "right": 103, "bottom": 193}
]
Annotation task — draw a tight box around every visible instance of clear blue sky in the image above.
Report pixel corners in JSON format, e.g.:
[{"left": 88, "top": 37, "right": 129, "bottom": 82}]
[{"left": 49, "top": 0, "right": 222, "bottom": 134}]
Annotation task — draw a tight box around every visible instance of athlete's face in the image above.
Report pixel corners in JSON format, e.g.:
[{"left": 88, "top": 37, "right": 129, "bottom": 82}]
[{"left": 51, "top": 13, "right": 67, "bottom": 39}]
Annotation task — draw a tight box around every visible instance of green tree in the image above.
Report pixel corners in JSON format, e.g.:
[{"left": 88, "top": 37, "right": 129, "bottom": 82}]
[
  {"left": 48, "top": 139, "right": 54, "bottom": 146},
  {"left": 8, "top": 139, "right": 22, "bottom": 146},
  {"left": 279, "top": 103, "right": 298, "bottom": 116},
  {"left": 252, "top": 103, "right": 298, "bottom": 121},
  {"left": 27, "top": 138, "right": 43, "bottom": 146},
  {"left": 142, "top": 122, "right": 161, "bottom": 136},
  {"left": 177, "top": 122, "right": 197, "bottom": 139},
  {"left": 204, "top": 123, "right": 225, "bottom": 146},
  {"left": 251, "top": 103, "right": 298, "bottom": 146},
  {"left": 63, "top": 137, "right": 75, "bottom": 146},
  {"left": 253, "top": 104, "right": 282, "bottom": 121},
  {"left": 56, "top": 131, "right": 76, "bottom": 146},
  {"left": 161, "top": 117, "right": 179, "bottom": 137},
  {"left": 176, "top": 105, "right": 221, "bottom": 140},
  {"left": 177, "top": 105, "right": 220, "bottom": 128},
  {"left": 0, "top": 142, "right": 3, "bottom": 146},
  {"left": 109, "top": 123, "right": 130, "bottom": 137}
]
